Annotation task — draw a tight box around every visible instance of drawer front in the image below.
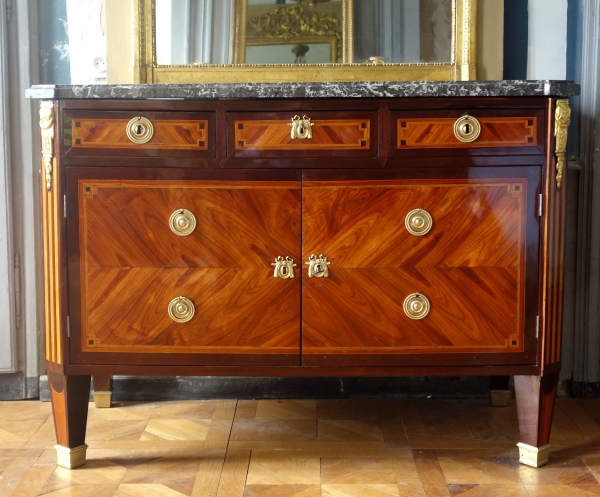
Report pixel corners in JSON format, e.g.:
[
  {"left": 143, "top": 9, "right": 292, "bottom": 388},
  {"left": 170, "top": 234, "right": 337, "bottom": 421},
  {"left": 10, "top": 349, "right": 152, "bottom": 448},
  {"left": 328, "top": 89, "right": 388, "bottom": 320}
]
[
  {"left": 390, "top": 109, "right": 545, "bottom": 157},
  {"left": 71, "top": 176, "right": 301, "bottom": 365},
  {"left": 301, "top": 168, "right": 540, "bottom": 367},
  {"left": 227, "top": 111, "right": 377, "bottom": 158},
  {"left": 63, "top": 111, "right": 215, "bottom": 158}
]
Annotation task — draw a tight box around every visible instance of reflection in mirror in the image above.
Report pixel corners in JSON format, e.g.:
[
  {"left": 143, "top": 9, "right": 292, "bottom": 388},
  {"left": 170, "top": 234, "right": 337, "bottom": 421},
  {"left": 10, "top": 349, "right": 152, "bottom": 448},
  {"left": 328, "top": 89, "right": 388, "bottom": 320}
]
[
  {"left": 353, "top": 0, "right": 451, "bottom": 63},
  {"left": 154, "top": 0, "right": 453, "bottom": 67}
]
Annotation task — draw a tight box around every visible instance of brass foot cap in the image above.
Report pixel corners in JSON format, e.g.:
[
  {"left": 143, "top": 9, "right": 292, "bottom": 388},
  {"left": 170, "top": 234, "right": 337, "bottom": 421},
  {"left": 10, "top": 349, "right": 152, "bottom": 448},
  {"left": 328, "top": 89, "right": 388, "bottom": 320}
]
[
  {"left": 517, "top": 442, "right": 551, "bottom": 467},
  {"left": 92, "top": 390, "right": 112, "bottom": 408},
  {"left": 55, "top": 444, "right": 88, "bottom": 468},
  {"left": 490, "top": 390, "right": 510, "bottom": 407}
]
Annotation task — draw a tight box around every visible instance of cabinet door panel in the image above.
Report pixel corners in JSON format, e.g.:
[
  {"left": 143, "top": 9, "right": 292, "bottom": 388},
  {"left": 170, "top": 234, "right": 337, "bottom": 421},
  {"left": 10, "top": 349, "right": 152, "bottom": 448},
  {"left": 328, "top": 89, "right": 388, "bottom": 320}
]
[
  {"left": 301, "top": 168, "right": 539, "bottom": 367},
  {"left": 68, "top": 169, "right": 301, "bottom": 366}
]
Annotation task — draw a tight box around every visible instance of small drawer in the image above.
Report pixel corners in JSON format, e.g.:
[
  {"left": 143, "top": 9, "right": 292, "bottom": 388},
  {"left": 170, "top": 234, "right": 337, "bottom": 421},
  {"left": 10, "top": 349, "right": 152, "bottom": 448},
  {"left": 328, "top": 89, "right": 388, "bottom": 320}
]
[
  {"left": 63, "top": 111, "right": 215, "bottom": 158},
  {"left": 227, "top": 111, "right": 377, "bottom": 158},
  {"left": 390, "top": 109, "right": 544, "bottom": 158}
]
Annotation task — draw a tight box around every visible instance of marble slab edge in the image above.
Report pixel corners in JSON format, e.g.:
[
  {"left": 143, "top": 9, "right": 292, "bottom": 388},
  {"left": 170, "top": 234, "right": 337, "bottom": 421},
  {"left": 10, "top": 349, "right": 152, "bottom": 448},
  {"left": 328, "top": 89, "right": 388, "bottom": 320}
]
[{"left": 25, "top": 80, "right": 580, "bottom": 100}]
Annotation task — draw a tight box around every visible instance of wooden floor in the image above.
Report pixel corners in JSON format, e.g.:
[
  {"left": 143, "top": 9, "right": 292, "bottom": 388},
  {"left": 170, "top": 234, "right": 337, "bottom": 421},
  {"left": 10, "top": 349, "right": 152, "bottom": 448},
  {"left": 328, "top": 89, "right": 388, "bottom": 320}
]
[{"left": 2, "top": 397, "right": 600, "bottom": 496}]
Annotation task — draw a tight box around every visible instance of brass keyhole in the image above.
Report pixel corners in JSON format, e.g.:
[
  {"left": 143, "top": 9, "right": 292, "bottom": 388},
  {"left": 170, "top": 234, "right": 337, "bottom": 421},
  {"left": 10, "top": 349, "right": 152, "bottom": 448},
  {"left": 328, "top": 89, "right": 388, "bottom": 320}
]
[
  {"left": 453, "top": 115, "right": 481, "bottom": 143},
  {"left": 126, "top": 116, "right": 154, "bottom": 144}
]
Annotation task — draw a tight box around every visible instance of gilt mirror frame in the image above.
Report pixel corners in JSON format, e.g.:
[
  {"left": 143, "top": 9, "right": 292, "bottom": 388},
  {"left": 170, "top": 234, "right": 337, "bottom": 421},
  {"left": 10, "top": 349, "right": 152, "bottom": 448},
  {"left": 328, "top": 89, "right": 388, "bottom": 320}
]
[{"left": 133, "top": 0, "right": 477, "bottom": 84}]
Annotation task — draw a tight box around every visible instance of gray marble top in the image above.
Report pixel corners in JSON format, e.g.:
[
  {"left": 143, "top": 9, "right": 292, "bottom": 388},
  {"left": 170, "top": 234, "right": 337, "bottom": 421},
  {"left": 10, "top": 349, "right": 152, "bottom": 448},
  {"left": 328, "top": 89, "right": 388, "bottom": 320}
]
[{"left": 26, "top": 80, "right": 580, "bottom": 100}]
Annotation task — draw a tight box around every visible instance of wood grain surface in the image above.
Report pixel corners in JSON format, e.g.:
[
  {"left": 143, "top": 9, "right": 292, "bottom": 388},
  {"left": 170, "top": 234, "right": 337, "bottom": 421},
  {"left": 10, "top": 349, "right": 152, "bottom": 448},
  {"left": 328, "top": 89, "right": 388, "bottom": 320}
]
[
  {"left": 71, "top": 118, "right": 209, "bottom": 150},
  {"left": 78, "top": 180, "right": 302, "bottom": 356},
  {"left": 302, "top": 179, "right": 527, "bottom": 358},
  {"left": 234, "top": 119, "right": 370, "bottom": 151},
  {"left": 396, "top": 117, "right": 537, "bottom": 149}
]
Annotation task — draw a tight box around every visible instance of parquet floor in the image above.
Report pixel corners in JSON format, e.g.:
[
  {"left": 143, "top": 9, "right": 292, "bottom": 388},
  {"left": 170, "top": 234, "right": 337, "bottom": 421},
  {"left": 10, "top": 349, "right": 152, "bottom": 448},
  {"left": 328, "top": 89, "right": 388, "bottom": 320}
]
[{"left": 2, "top": 397, "right": 600, "bottom": 496}]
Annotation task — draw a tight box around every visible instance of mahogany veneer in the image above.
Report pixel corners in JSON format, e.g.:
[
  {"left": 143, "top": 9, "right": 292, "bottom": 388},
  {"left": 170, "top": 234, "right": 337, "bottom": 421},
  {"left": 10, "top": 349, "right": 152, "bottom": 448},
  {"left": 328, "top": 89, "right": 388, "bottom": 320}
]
[{"left": 38, "top": 96, "right": 569, "bottom": 469}]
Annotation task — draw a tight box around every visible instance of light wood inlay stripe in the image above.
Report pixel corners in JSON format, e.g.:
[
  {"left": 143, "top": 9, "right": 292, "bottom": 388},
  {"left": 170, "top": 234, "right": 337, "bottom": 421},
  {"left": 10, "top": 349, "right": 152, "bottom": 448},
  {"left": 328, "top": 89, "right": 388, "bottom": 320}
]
[
  {"left": 42, "top": 163, "right": 50, "bottom": 362},
  {"left": 43, "top": 157, "right": 61, "bottom": 365},
  {"left": 53, "top": 158, "right": 62, "bottom": 364}
]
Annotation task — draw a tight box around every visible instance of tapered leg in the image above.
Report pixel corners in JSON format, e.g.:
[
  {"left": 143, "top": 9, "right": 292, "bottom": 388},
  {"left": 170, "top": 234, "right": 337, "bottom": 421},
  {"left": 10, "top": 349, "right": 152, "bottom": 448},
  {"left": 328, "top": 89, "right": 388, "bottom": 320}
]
[
  {"left": 490, "top": 375, "right": 510, "bottom": 407},
  {"left": 92, "top": 374, "right": 112, "bottom": 408},
  {"left": 514, "top": 373, "right": 558, "bottom": 467},
  {"left": 48, "top": 372, "right": 91, "bottom": 468}
]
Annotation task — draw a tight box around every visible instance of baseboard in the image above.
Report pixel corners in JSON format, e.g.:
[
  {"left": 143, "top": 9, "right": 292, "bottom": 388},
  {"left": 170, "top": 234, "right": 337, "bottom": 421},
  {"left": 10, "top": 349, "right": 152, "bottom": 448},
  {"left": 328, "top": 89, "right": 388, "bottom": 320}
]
[
  {"left": 39, "top": 375, "right": 490, "bottom": 402},
  {"left": 572, "top": 381, "right": 600, "bottom": 397},
  {"left": 0, "top": 373, "right": 40, "bottom": 400}
]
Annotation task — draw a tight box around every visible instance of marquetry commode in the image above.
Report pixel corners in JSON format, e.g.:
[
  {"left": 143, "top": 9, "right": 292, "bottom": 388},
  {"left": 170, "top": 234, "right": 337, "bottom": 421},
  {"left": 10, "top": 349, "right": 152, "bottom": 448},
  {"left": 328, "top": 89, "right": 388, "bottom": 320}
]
[{"left": 27, "top": 81, "right": 579, "bottom": 470}]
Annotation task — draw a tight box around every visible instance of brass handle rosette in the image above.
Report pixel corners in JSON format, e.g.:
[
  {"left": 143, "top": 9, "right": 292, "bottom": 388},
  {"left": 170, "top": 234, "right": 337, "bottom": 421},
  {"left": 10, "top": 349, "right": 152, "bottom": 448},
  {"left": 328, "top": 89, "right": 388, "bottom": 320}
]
[
  {"left": 168, "top": 296, "right": 195, "bottom": 323},
  {"left": 403, "top": 293, "right": 430, "bottom": 320},
  {"left": 169, "top": 209, "right": 196, "bottom": 236},
  {"left": 126, "top": 116, "right": 154, "bottom": 144},
  {"left": 305, "top": 254, "right": 331, "bottom": 278},
  {"left": 454, "top": 115, "right": 481, "bottom": 143},
  {"left": 272, "top": 256, "right": 297, "bottom": 279},
  {"left": 405, "top": 208, "right": 433, "bottom": 236},
  {"left": 288, "top": 115, "right": 314, "bottom": 140}
]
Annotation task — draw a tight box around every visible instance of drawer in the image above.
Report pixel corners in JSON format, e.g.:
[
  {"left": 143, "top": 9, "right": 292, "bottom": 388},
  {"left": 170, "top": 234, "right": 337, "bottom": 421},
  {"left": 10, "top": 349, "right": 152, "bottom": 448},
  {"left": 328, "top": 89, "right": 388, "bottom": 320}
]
[
  {"left": 390, "top": 109, "right": 545, "bottom": 157},
  {"left": 227, "top": 111, "right": 377, "bottom": 158},
  {"left": 63, "top": 111, "right": 215, "bottom": 158}
]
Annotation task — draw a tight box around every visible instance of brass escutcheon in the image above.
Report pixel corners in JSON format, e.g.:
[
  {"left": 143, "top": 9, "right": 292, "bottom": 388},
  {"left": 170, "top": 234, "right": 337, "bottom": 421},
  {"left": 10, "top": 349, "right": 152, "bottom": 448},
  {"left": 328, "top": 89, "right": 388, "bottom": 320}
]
[
  {"left": 169, "top": 209, "right": 197, "bottom": 236},
  {"left": 272, "top": 256, "right": 297, "bottom": 279},
  {"left": 168, "top": 296, "right": 195, "bottom": 323},
  {"left": 126, "top": 116, "right": 154, "bottom": 144},
  {"left": 288, "top": 115, "right": 314, "bottom": 140},
  {"left": 454, "top": 115, "right": 481, "bottom": 143},
  {"left": 403, "top": 293, "right": 430, "bottom": 320},
  {"left": 305, "top": 254, "right": 330, "bottom": 278},
  {"left": 405, "top": 208, "right": 433, "bottom": 236}
]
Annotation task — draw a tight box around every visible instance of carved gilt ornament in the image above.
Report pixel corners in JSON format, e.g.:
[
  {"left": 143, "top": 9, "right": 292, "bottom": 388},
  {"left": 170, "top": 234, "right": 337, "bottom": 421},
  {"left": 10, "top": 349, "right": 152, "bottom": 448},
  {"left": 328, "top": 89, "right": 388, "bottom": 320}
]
[
  {"left": 554, "top": 99, "right": 571, "bottom": 189},
  {"left": 39, "top": 101, "right": 55, "bottom": 191}
]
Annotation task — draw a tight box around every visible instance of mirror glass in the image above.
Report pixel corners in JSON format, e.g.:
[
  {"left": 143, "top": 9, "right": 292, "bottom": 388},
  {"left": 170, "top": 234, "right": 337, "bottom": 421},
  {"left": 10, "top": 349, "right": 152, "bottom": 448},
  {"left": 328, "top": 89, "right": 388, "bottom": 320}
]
[{"left": 155, "top": 0, "right": 452, "bottom": 66}]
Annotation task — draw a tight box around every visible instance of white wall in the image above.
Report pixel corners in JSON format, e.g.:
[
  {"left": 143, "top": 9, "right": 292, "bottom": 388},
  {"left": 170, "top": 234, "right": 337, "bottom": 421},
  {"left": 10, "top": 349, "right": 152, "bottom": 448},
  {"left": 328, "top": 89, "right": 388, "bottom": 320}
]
[
  {"left": 66, "top": 0, "right": 107, "bottom": 84},
  {"left": 527, "top": 0, "right": 568, "bottom": 79}
]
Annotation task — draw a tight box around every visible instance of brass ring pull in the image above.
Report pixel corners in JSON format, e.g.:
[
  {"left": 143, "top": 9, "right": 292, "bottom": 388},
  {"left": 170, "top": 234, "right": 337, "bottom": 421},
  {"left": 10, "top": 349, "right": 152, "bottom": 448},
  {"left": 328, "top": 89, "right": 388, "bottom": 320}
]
[
  {"left": 454, "top": 115, "right": 481, "bottom": 143},
  {"left": 168, "top": 296, "right": 195, "bottom": 323},
  {"left": 405, "top": 208, "right": 433, "bottom": 236},
  {"left": 305, "top": 254, "right": 330, "bottom": 278},
  {"left": 403, "top": 293, "right": 430, "bottom": 320},
  {"left": 169, "top": 209, "right": 196, "bottom": 236},
  {"left": 288, "top": 115, "right": 314, "bottom": 140},
  {"left": 272, "top": 256, "right": 297, "bottom": 279},
  {"left": 126, "top": 116, "right": 154, "bottom": 144}
]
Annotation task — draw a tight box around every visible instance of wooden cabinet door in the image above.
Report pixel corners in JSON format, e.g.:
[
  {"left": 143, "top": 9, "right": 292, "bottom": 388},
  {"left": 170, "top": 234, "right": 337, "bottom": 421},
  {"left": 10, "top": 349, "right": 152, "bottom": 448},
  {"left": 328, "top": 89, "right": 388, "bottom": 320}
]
[
  {"left": 67, "top": 168, "right": 301, "bottom": 366},
  {"left": 301, "top": 167, "right": 540, "bottom": 367}
]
